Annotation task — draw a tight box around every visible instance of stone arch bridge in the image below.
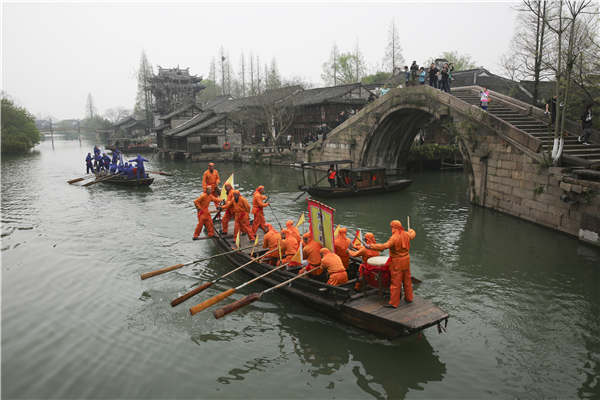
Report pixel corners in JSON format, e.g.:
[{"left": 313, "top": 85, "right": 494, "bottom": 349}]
[{"left": 304, "top": 85, "right": 600, "bottom": 247}]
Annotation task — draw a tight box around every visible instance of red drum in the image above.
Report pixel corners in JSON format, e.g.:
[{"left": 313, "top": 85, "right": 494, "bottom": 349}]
[{"left": 359, "top": 256, "right": 390, "bottom": 288}]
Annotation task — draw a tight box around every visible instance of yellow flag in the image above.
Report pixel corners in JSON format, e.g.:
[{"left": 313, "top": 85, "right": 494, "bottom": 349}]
[
  {"left": 291, "top": 241, "right": 302, "bottom": 265},
  {"left": 296, "top": 213, "right": 305, "bottom": 228},
  {"left": 220, "top": 173, "right": 234, "bottom": 201},
  {"left": 254, "top": 235, "right": 259, "bottom": 246},
  {"left": 278, "top": 239, "right": 282, "bottom": 261},
  {"left": 235, "top": 231, "right": 240, "bottom": 248},
  {"left": 334, "top": 224, "right": 340, "bottom": 238}
]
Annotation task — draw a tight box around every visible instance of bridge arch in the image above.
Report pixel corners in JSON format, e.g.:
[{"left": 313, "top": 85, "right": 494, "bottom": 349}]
[{"left": 359, "top": 105, "right": 443, "bottom": 169}]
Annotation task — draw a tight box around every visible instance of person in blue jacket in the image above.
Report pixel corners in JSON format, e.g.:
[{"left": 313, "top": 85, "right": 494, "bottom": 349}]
[
  {"left": 125, "top": 163, "right": 136, "bottom": 179},
  {"left": 129, "top": 154, "right": 149, "bottom": 179},
  {"left": 111, "top": 148, "right": 120, "bottom": 164},
  {"left": 117, "top": 163, "right": 125, "bottom": 175},
  {"left": 102, "top": 153, "right": 111, "bottom": 172},
  {"left": 93, "top": 145, "right": 101, "bottom": 157},
  {"left": 85, "top": 153, "right": 94, "bottom": 174},
  {"left": 95, "top": 153, "right": 103, "bottom": 172}
]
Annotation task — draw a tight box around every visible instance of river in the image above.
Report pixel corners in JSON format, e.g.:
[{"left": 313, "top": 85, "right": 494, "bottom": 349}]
[{"left": 2, "top": 139, "right": 599, "bottom": 399}]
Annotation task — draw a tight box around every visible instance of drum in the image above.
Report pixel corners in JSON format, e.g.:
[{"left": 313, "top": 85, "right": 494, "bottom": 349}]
[{"left": 361, "top": 256, "right": 390, "bottom": 288}]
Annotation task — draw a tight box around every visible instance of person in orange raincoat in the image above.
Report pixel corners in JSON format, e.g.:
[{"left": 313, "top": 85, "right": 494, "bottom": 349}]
[
  {"left": 252, "top": 185, "right": 269, "bottom": 235},
  {"left": 193, "top": 185, "right": 220, "bottom": 240},
  {"left": 348, "top": 232, "right": 380, "bottom": 290},
  {"left": 334, "top": 227, "right": 351, "bottom": 269},
  {"left": 285, "top": 220, "right": 301, "bottom": 243},
  {"left": 262, "top": 224, "right": 281, "bottom": 265},
  {"left": 319, "top": 248, "right": 348, "bottom": 286},
  {"left": 202, "top": 162, "right": 220, "bottom": 195},
  {"left": 367, "top": 220, "right": 416, "bottom": 307},
  {"left": 230, "top": 190, "right": 255, "bottom": 241},
  {"left": 220, "top": 182, "right": 234, "bottom": 235},
  {"left": 297, "top": 232, "right": 324, "bottom": 279},
  {"left": 279, "top": 229, "right": 299, "bottom": 266}
]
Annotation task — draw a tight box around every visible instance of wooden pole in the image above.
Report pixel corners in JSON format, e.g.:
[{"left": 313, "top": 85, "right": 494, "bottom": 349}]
[
  {"left": 170, "top": 251, "right": 270, "bottom": 307},
  {"left": 140, "top": 244, "right": 255, "bottom": 280},
  {"left": 189, "top": 262, "right": 289, "bottom": 315}
]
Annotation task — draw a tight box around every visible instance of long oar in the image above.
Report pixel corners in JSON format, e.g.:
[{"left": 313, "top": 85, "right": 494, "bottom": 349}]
[
  {"left": 189, "top": 262, "right": 289, "bottom": 315},
  {"left": 267, "top": 204, "right": 283, "bottom": 231},
  {"left": 82, "top": 174, "right": 115, "bottom": 187},
  {"left": 140, "top": 244, "right": 255, "bottom": 280},
  {"left": 170, "top": 251, "right": 270, "bottom": 307},
  {"left": 67, "top": 175, "right": 91, "bottom": 184},
  {"left": 147, "top": 170, "right": 173, "bottom": 177},
  {"left": 213, "top": 266, "right": 322, "bottom": 319}
]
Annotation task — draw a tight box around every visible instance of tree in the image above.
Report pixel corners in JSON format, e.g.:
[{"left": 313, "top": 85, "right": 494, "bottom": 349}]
[
  {"left": 322, "top": 45, "right": 367, "bottom": 85},
  {"left": 104, "top": 107, "right": 131, "bottom": 123},
  {"left": 267, "top": 58, "right": 282, "bottom": 90},
  {"left": 436, "top": 51, "right": 478, "bottom": 71},
  {"left": 362, "top": 71, "right": 392, "bottom": 85},
  {"left": 1, "top": 97, "right": 42, "bottom": 153},
  {"left": 85, "top": 93, "right": 96, "bottom": 119},
  {"left": 240, "top": 52, "right": 246, "bottom": 97},
  {"left": 134, "top": 50, "right": 153, "bottom": 129},
  {"left": 383, "top": 19, "right": 404, "bottom": 73}
]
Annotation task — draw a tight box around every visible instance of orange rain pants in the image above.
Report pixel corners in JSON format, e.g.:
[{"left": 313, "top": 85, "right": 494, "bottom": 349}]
[
  {"left": 194, "top": 209, "right": 214, "bottom": 238},
  {"left": 252, "top": 209, "right": 267, "bottom": 235},
  {"left": 388, "top": 256, "right": 413, "bottom": 306}
]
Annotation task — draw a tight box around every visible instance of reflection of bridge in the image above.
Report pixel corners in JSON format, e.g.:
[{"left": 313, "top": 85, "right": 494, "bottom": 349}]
[{"left": 305, "top": 86, "right": 600, "bottom": 246}]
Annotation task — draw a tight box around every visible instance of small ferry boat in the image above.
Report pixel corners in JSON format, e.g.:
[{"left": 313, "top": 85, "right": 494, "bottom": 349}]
[
  {"left": 87, "top": 173, "right": 154, "bottom": 187},
  {"left": 210, "top": 214, "right": 448, "bottom": 338},
  {"left": 298, "top": 160, "right": 411, "bottom": 199}
]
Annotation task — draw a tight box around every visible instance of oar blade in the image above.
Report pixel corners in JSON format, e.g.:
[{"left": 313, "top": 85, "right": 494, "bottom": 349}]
[
  {"left": 213, "top": 293, "right": 262, "bottom": 319},
  {"left": 140, "top": 263, "right": 184, "bottom": 280},
  {"left": 171, "top": 281, "right": 213, "bottom": 307},
  {"left": 67, "top": 177, "right": 85, "bottom": 184},
  {"left": 189, "top": 288, "right": 236, "bottom": 315}
]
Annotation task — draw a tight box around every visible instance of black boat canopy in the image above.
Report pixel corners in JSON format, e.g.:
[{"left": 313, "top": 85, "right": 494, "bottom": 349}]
[{"left": 300, "top": 160, "right": 353, "bottom": 167}]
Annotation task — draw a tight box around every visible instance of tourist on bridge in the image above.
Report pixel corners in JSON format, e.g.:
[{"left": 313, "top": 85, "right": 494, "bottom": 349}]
[
  {"left": 404, "top": 66, "right": 410, "bottom": 86},
  {"left": 441, "top": 64, "right": 450, "bottom": 93},
  {"left": 428, "top": 63, "right": 439, "bottom": 88},
  {"left": 480, "top": 88, "right": 490, "bottom": 111},
  {"left": 447, "top": 63, "right": 455, "bottom": 91},
  {"left": 129, "top": 154, "right": 149, "bottom": 179},
  {"left": 220, "top": 182, "right": 235, "bottom": 235},
  {"left": 418, "top": 67, "right": 426, "bottom": 85},
  {"left": 367, "top": 220, "right": 416, "bottom": 307},
  {"left": 327, "top": 164, "right": 337, "bottom": 188},
  {"left": 202, "top": 162, "right": 220, "bottom": 194},
  {"left": 319, "top": 248, "right": 348, "bottom": 287},
  {"left": 579, "top": 104, "right": 593, "bottom": 145},
  {"left": 410, "top": 61, "right": 419, "bottom": 83},
  {"left": 251, "top": 185, "right": 270, "bottom": 235},
  {"left": 297, "top": 232, "right": 324, "bottom": 279},
  {"left": 192, "top": 185, "right": 220, "bottom": 240},
  {"left": 85, "top": 153, "right": 94, "bottom": 174},
  {"left": 262, "top": 224, "right": 281, "bottom": 266},
  {"left": 231, "top": 190, "right": 255, "bottom": 242},
  {"left": 545, "top": 95, "right": 558, "bottom": 129},
  {"left": 334, "top": 227, "right": 351, "bottom": 269}
]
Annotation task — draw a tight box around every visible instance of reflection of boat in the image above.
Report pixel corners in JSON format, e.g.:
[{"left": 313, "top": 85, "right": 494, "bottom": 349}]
[
  {"left": 213, "top": 220, "right": 448, "bottom": 338},
  {"left": 298, "top": 160, "right": 411, "bottom": 199},
  {"left": 279, "top": 313, "right": 446, "bottom": 399},
  {"left": 93, "top": 173, "right": 154, "bottom": 186}
]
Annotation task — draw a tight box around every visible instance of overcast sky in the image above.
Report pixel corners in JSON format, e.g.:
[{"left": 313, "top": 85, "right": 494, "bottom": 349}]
[{"left": 2, "top": 1, "right": 518, "bottom": 120}]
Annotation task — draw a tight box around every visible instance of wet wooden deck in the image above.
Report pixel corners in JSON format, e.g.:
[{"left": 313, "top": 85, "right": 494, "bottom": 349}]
[{"left": 344, "top": 295, "right": 448, "bottom": 332}]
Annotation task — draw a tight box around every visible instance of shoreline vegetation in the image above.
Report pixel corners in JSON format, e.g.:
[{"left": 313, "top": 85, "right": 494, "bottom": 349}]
[{"left": 1, "top": 98, "right": 42, "bottom": 154}]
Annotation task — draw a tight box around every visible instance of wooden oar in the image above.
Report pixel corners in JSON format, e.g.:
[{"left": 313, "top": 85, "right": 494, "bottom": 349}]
[
  {"left": 147, "top": 170, "right": 173, "bottom": 176},
  {"left": 140, "top": 244, "right": 255, "bottom": 280},
  {"left": 267, "top": 203, "right": 283, "bottom": 231},
  {"left": 82, "top": 174, "right": 115, "bottom": 187},
  {"left": 213, "top": 266, "right": 321, "bottom": 319},
  {"left": 189, "top": 262, "right": 289, "bottom": 315},
  {"left": 67, "top": 177, "right": 86, "bottom": 184},
  {"left": 170, "top": 251, "right": 270, "bottom": 307}
]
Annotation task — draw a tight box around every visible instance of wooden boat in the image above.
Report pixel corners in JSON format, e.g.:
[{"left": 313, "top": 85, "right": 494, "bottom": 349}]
[
  {"left": 298, "top": 160, "right": 412, "bottom": 199},
  {"left": 92, "top": 173, "right": 154, "bottom": 186},
  {"left": 211, "top": 220, "right": 448, "bottom": 338}
]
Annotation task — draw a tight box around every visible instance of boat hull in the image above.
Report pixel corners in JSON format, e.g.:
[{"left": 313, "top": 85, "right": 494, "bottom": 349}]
[
  {"left": 94, "top": 174, "right": 154, "bottom": 186},
  {"left": 300, "top": 179, "right": 412, "bottom": 199}
]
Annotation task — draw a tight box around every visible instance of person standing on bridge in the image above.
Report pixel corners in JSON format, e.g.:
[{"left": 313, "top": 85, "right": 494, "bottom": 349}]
[
  {"left": 545, "top": 95, "right": 558, "bottom": 129},
  {"left": 367, "top": 220, "right": 416, "bottom": 307},
  {"left": 418, "top": 67, "right": 426, "bottom": 85},
  {"left": 579, "top": 104, "right": 593, "bottom": 145},
  {"left": 428, "top": 63, "right": 439, "bottom": 88},
  {"left": 480, "top": 88, "right": 490, "bottom": 111}
]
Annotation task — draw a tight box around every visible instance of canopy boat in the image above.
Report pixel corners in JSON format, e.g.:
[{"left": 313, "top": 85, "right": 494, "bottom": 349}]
[
  {"left": 298, "top": 160, "right": 411, "bottom": 199},
  {"left": 211, "top": 201, "right": 447, "bottom": 338},
  {"left": 92, "top": 173, "right": 154, "bottom": 186}
]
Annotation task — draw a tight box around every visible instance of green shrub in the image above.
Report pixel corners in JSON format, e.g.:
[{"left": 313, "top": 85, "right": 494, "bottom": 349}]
[{"left": 1, "top": 98, "right": 42, "bottom": 153}]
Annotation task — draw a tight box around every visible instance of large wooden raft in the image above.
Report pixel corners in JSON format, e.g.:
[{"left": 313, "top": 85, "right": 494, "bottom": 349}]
[{"left": 208, "top": 219, "right": 448, "bottom": 338}]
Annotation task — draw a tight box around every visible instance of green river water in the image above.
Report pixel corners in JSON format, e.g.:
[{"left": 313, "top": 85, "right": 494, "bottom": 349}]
[{"left": 2, "top": 139, "right": 599, "bottom": 399}]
